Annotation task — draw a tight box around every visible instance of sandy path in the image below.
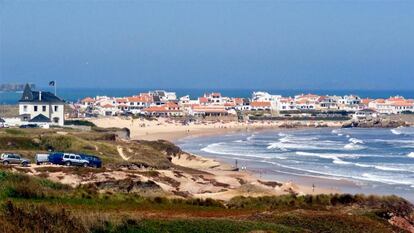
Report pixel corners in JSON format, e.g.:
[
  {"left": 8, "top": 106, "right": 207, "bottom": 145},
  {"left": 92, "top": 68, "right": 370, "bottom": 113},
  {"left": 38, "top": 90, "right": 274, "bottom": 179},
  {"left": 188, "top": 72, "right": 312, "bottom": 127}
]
[{"left": 117, "top": 146, "right": 130, "bottom": 161}]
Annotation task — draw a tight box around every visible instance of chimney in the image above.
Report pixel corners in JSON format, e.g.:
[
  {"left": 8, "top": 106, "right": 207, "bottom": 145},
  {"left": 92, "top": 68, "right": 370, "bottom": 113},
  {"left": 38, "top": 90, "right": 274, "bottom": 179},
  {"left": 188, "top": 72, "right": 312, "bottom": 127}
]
[{"left": 39, "top": 91, "right": 42, "bottom": 101}]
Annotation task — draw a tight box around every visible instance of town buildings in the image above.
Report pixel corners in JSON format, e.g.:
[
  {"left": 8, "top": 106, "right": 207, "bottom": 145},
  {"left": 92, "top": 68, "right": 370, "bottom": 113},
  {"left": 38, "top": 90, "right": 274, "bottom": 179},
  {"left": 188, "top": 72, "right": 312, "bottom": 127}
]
[{"left": 75, "top": 90, "right": 414, "bottom": 119}]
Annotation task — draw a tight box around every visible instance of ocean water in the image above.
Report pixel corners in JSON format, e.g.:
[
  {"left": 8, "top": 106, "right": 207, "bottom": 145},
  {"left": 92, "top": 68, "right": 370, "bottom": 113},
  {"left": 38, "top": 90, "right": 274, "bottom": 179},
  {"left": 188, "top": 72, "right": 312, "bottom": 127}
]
[
  {"left": 177, "top": 127, "right": 414, "bottom": 202},
  {"left": 1, "top": 88, "right": 414, "bottom": 104}
]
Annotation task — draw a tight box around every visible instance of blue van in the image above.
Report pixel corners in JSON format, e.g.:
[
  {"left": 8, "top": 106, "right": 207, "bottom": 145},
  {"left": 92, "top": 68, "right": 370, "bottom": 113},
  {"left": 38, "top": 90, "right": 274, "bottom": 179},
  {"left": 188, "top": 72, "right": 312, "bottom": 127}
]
[
  {"left": 80, "top": 154, "right": 102, "bottom": 168},
  {"left": 48, "top": 152, "right": 64, "bottom": 165}
]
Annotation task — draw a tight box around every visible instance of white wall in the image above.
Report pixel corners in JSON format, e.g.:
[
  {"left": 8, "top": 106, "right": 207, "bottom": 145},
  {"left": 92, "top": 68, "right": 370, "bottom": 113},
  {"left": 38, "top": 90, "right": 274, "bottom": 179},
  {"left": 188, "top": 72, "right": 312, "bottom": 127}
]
[{"left": 19, "top": 102, "right": 65, "bottom": 126}]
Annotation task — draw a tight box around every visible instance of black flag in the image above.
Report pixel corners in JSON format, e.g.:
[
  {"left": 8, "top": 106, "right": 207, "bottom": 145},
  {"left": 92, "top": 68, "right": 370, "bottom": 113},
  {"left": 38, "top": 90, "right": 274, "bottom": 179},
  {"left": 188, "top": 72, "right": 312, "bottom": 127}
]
[{"left": 49, "top": 81, "right": 55, "bottom": 86}]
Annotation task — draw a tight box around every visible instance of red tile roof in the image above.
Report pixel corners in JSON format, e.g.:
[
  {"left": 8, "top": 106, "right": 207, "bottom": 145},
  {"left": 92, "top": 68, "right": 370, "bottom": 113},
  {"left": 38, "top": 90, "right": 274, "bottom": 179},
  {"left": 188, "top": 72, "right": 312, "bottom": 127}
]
[
  {"left": 127, "top": 96, "right": 152, "bottom": 103},
  {"left": 198, "top": 97, "right": 209, "bottom": 103},
  {"left": 102, "top": 104, "right": 114, "bottom": 108},
  {"left": 81, "top": 97, "right": 95, "bottom": 103},
  {"left": 250, "top": 101, "right": 271, "bottom": 107}
]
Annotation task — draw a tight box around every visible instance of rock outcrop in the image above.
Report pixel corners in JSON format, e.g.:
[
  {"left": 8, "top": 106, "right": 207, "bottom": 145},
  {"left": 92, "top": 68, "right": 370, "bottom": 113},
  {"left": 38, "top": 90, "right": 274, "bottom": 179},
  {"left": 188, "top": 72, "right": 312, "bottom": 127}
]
[{"left": 342, "top": 118, "right": 407, "bottom": 128}]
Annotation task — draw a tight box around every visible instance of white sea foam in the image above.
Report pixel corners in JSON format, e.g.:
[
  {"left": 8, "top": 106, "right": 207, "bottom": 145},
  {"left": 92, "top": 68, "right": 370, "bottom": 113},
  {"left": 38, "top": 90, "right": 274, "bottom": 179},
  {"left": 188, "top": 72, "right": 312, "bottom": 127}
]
[
  {"left": 278, "top": 132, "right": 287, "bottom": 137},
  {"left": 373, "top": 165, "right": 406, "bottom": 172},
  {"left": 407, "top": 152, "right": 414, "bottom": 158},
  {"left": 346, "top": 135, "right": 350, "bottom": 138},
  {"left": 266, "top": 159, "right": 413, "bottom": 186},
  {"left": 295, "top": 151, "right": 364, "bottom": 160},
  {"left": 355, "top": 163, "right": 408, "bottom": 172},
  {"left": 278, "top": 136, "right": 292, "bottom": 143},
  {"left": 361, "top": 173, "right": 413, "bottom": 186},
  {"left": 332, "top": 158, "right": 352, "bottom": 165},
  {"left": 349, "top": 138, "right": 364, "bottom": 144},
  {"left": 201, "top": 143, "right": 274, "bottom": 159},
  {"left": 268, "top": 142, "right": 326, "bottom": 151},
  {"left": 246, "top": 135, "right": 255, "bottom": 141},
  {"left": 391, "top": 129, "right": 402, "bottom": 135},
  {"left": 344, "top": 143, "right": 365, "bottom": 150},
  {"left": 331, "top": 129, "right": 340, "bottom": 134},
  {"left": 266, "top": 142, "right": 288, "bottom": 151}
]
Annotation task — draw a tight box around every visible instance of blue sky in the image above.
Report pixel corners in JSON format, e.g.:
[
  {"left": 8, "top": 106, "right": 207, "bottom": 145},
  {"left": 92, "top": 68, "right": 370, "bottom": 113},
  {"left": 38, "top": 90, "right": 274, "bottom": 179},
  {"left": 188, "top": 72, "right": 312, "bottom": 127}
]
[{"left": 1, "top": 0, "right": 413, "bottom": 90}]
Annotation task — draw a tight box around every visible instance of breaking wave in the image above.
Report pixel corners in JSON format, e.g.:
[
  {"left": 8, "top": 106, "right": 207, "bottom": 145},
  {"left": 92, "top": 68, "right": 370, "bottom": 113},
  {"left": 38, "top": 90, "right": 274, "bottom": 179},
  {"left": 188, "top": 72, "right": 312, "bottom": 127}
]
[
  {"left": 349, "top": 138, "right": 364, "bottom": 144},
  {"left": 391, "top": 129, "right": 402, "bottom": 135},
  {"left": 344, "top": 143, "right": 366, "bottom": 150}
]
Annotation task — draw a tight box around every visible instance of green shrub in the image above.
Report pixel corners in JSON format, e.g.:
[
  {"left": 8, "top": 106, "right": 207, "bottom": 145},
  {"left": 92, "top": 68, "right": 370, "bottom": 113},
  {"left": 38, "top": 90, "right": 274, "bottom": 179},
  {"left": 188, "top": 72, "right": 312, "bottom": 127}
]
[
  {"left": 0, "top": 135, "right": 38, "bottom": 150},
  {"left": 40, "top": 135, "right": 73, "bottom": 151},
  {"left": 39, "top": 179, "right": 71, "bottom": 191},
  {"left": 65, "top": 120, "right": 96, "bottom": 127},
  {"left": 4, "top": 129, "right": 26, "bottom": 135},
  {"left": 1, "top": 201, "right": 87, "bottom": 233}
]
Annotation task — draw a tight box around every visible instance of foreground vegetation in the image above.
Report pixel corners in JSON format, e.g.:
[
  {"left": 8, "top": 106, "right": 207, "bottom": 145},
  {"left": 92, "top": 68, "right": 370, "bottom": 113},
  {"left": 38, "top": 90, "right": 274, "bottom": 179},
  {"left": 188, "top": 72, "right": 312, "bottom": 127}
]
[{"left": 0, "top": 170, "right": 413, "bottom": 233}]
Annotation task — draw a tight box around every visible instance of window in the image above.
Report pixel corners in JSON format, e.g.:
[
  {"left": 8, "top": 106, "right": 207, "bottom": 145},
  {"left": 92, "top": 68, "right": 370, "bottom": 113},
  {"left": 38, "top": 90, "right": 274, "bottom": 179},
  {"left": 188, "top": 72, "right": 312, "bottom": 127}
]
[
  {"left": 42, "top": 106, "right": 46, "bottom": 112},
  {"left": 53, "top": 117, "right": 59, "bottom": 123},
  {"left": 54, "top": 106, "right": 58, "bottom": 111},
  {"left": 34, "top": 106, "right": 38, "bottom": 112},
  {"left": 23, "top": 105, "right": 28, "bottom": 112},
  {"left": 69, "top": 155, "right": 75, "bottom": 159}
]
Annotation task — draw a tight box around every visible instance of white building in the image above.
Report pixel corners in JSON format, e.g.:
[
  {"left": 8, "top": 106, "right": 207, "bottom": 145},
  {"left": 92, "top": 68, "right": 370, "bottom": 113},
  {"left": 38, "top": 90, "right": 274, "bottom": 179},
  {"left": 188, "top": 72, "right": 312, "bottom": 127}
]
[
  {"left": 149, "top": 90, "right": 177, "bottom": 102},
  {"left": 368, "top": 97, "right": 414, "bottom": 114},
  {"left": 276, "top": 98, "right": 296, "bottom": 111},
  {"left": 252, "top": 92, "right": 281, "bottom": 102},
  {"left": 18, "top": 84, "right": 65, "bottom": 126}
]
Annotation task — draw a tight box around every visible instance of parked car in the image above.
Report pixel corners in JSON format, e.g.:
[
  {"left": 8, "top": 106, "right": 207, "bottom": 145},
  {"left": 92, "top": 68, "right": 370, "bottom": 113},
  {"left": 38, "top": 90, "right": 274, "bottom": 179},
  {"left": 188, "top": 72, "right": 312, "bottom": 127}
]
[
  {"left": 19, "top": 124, "right": 38, "bottom": 128},
  {"left": 35, "top": 153, "right": 49, "bottom": 165},
  {"left": 80, "top": 154, "right": 102, "bottom": 168},
  {"left": 0, "top": 153, "right": 30, "bottom": 166},
  {"left": 62, "top": 153, "right": 89, "bottom": 167}
]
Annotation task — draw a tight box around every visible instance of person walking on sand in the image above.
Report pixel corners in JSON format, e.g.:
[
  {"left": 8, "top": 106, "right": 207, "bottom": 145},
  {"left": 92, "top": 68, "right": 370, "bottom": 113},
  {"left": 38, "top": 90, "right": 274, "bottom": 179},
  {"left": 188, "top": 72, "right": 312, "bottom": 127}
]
[{"left": 312, "top": 183, "right": 315, "bottom": 193}]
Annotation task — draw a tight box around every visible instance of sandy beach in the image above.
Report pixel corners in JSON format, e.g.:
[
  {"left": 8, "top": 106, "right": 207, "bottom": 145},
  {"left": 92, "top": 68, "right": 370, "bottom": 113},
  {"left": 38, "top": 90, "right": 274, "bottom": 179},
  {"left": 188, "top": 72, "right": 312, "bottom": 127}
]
[{"left": 91, "top": 117, "right": 344, "bottom": 141}]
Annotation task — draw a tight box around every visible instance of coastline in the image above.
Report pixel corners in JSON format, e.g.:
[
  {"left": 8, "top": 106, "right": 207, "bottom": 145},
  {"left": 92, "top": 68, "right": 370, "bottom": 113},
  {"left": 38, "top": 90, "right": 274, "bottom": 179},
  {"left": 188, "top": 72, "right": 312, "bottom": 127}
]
[
  {"left": 91, "top": 117, "right": 345, "bottom": 198},
  {"left": 90, "top": 117, "right": 413, "bottom": 202},
  {"left": 90, "top": 116, "right": 344, "bottom": 141}
]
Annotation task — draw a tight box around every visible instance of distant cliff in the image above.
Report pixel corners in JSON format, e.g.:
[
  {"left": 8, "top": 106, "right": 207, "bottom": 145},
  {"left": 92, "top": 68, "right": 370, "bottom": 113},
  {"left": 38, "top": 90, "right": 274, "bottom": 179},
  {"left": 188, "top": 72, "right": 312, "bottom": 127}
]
[{"left": 0, "top": 83, "right": 35, "bottom": 92}]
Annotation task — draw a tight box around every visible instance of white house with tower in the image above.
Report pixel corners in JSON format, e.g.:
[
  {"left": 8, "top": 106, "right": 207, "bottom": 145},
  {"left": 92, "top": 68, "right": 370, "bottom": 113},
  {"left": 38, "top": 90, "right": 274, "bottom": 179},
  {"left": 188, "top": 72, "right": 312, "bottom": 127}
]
[{"left": 18, "top": 84, "right": 65, "bottom": 126}]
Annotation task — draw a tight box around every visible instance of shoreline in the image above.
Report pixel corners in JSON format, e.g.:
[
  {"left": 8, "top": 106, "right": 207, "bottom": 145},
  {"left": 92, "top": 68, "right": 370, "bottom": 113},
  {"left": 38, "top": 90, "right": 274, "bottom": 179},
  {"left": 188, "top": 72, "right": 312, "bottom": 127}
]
[
  {"left": 90, "top": 117, "right": 414, "bottom": 202},
  {"left": 91, "top": 117, "right": 346, "bottom": 198},
  {"left": 90, "top": 116, "right": 344, "bottom": 142}
]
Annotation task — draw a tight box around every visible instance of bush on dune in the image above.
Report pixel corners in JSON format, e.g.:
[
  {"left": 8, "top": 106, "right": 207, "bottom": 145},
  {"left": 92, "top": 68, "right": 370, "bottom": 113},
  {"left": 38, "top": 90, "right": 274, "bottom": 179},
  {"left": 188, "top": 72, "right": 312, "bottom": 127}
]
[
  {"left": 227, "top": 194, "right": 414, "bottom": 215},
  {"left": 0, "top": 171, "right": 71, "bottom": 199},
  {"left": 0, "top": 201, "right": 87, "bottom": 233},
  {"left": 40, "top": 135, "right": 73, "bottom": 151}
]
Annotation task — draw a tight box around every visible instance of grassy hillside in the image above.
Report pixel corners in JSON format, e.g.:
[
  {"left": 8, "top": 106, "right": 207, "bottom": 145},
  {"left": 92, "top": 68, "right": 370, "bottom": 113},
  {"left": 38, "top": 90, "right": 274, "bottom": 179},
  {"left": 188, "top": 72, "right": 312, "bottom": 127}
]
[{"left": 0, "top": 128, "right": 178, "bottom": 168}]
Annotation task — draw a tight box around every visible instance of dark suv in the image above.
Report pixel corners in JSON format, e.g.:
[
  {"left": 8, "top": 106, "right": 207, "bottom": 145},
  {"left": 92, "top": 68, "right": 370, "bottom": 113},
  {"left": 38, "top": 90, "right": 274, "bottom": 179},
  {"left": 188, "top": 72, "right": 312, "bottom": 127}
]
[{"left": 80, "top": 154, "right": 102, "bottom": 168}]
